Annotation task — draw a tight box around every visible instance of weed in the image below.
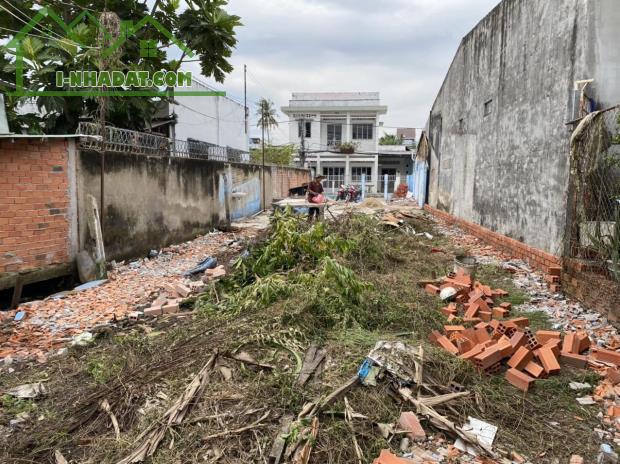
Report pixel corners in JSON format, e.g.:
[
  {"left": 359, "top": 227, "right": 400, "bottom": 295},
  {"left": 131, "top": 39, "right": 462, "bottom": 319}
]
[
  {"left": 87, "top": 357, "right": 125, "bottom": 385},
  {"left": 0, "top": 394, "right": 37, "bottom": 415}
]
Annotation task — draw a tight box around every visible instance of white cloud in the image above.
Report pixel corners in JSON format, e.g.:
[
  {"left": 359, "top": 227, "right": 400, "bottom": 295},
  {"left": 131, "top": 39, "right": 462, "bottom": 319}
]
[{"left": 186, "top": 0, "right": 501, "bottom": 143}]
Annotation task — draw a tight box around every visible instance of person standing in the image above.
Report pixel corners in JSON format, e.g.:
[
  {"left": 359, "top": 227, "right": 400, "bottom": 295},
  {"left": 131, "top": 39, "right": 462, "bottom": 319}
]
[{"left": 307, "top": 175, "right": 325, "bottom": 221}]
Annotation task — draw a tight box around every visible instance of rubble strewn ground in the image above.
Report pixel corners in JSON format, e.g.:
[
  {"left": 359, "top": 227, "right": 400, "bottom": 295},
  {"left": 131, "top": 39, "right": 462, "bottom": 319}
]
[
  {"left": 0, "top": 201, "right": 616, "bottom": 463},
  {"left": 0, "top": 221, "right": 264, "bottom": 363}
]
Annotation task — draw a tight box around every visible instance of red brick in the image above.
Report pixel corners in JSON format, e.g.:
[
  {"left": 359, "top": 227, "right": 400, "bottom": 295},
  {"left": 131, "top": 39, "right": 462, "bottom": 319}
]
[
  {"left": 536, "top": 331, "right": 561, "bottom": 345},
  {"left": 425, "top": 284, "right": 440, "bottom": 296},
  {"left": 607, "top": 367, "right": 620, "bottom": 385},
  {"left": 492, "top": 307, "right": 509, "bottom": 319},
  {"left": 144, "top": 306, "right": 163, "bottom": 317},
  {"left": 548, "top": 266, "right": 562, "bottom": 276},
  {"left": 444, "top": 325, "right": 466, "bottom": 334},
  {"left": 474, "top": 346, "right": 503, "bottom": 370},
  {"left": 459, "top": 344, "right": 484, "bottom": 361},
  {"left": 560, "top": 352, "right": 587, "bottom": 369},
  {"left": 510, "top": 317, "right": 530, "bottom": 328},
  {"left": 508, "top": 347, "right": 534, "bottom": 370},
  {"left": 591, "top": 348, "right": 620, "bottom": 366},
  {"left": 506, "top": 368, "right": 535, "bottom": 392},
  {"left": 509, "top": 331, "right": 527, "bottom": 350},
  {"left": 575, "top": 331, "right": 591, "bottom": 354},
  {"left": 398, "top": 412, "right": 426, "bottom": 441},
  {"left": 562, "top": 332, "right": 577, "bottom": 354},
  {"left": 538, "top": 347, "right": 561, "bottom": 375},
  {"left": 438, "top": 337, "right": 460, "bottom": 356},
  {"left": 525, "top": 361, "right": 546, "bottom": 379}
]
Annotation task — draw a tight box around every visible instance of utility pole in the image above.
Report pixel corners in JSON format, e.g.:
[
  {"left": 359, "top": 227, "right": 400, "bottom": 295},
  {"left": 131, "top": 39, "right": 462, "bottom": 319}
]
[
  {"left": 244, "top": 64, "right": 248, "bottom": 135},
  {"left": 97, "top": 9, "right": 120, "bottom": 235},
  {"left": 261, "top": 106, "right": 266, "bottom": 211},
  {"left": 299, "top": 117, "right": 306, "bottom": 168}
]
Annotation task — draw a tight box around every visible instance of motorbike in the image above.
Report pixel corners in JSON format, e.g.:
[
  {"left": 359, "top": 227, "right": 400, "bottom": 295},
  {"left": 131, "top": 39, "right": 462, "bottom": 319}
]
[{"left": 336, "top": 184, "right": 361, "bottom": 203}]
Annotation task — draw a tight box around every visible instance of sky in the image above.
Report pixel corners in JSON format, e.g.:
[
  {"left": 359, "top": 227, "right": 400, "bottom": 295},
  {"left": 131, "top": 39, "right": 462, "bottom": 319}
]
[{"left": 183, "top": 0, "right": 501, "bottom": 143}]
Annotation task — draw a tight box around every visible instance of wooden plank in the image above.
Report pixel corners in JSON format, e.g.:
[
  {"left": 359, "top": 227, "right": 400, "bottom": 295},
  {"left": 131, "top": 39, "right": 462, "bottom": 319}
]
[
  {"left": 268, "top": 414, "right": 294, "bottom": 464},
  {"left": 10, "top": 275, "right": 24, "bottom": 309},
  {"left": 296, "top": 345, "right": 326, "bottom": 387},
  {"left": 0, "top": 263, "right": 75, "bottom": 291}
]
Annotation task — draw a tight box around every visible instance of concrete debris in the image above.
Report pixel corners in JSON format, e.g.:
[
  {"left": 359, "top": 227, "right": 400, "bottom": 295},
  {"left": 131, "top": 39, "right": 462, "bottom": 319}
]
[
  {"left": 439, "top": 287, "right": 457, "bottom": 301},
  {"left": 5, "top": 382, "right": 47, "bottom": 399},
  {"left": 71, "top": 332, "right": 94, "bottom": 347},
  {"left": 74, "top": 279, "right": 108, "bottom": 292},
  {"left": 599, "top": 444, "right": 619, "bottom": 463},
  {"left": 576, "top": 396, "right": 596, "bottom": 406},
  {"left": 454, "top": 417, "right": 497, "bottom": 456},
  {"left": 569, "top": 382, "right": 592, "bottom": 390}
]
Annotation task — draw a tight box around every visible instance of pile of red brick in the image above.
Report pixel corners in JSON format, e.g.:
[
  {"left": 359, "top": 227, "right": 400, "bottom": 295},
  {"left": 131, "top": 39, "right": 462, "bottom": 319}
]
[{"left": 425, "top": 270, "right": 611, "bottom": 392}]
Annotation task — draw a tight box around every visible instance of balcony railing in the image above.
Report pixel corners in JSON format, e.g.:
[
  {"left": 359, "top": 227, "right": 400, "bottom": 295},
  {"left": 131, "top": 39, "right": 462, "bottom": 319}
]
[{"left": 77, "top": 122, "right": 250, "bottom": 162}]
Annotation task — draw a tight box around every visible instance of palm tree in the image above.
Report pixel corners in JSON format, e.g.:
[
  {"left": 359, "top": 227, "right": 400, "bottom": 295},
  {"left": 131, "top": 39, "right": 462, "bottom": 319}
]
[{"left": 256, "top": 97, "right": 278, "bottom": 144}]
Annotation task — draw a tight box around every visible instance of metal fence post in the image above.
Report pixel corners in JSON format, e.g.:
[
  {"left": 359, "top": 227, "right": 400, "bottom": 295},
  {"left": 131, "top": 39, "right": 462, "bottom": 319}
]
[
  {"left": 384, "top": 174, "right": 389, "bottom": 201},
  {"left": 361, "top": 174, "right": 366, "bottom": 201}
]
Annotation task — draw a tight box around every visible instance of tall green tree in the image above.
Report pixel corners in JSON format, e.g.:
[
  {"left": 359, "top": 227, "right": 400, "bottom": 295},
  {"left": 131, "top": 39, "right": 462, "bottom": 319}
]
[
  {"left": 0, "top": 0, "right": 242, "bottom": 134},
  {"left": 256, "top": 97, "right": 278, "bottom": 144}
]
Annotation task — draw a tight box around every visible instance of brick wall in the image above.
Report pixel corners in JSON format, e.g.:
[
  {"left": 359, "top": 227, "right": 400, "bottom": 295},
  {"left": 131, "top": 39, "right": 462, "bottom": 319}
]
[
  {"left": 0, "top": 139, "right": 72, "bottom": 274},
  {"left": 563, "top": 259, "right": 620, "bottom": 322},
  {"left": 424, "top": 205, "right": 561, "bottom": 273},
  {"left": 270, "top": 165, "right": 311, "bottom": 200}
]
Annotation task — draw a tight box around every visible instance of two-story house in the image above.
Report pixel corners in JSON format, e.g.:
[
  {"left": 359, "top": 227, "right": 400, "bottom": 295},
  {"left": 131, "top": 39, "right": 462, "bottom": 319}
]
[{"left": 281, "top": 92, "right": 389, "bottom": 194}]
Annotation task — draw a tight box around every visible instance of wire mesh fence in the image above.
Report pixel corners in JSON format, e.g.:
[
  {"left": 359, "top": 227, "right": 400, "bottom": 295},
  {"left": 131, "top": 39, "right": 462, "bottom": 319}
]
[
  {"left": 77, "top": 122, "right": 250, "bottom": 163},
  {"left": 565, "top": 106, "right": 620, "bottom": 281}
]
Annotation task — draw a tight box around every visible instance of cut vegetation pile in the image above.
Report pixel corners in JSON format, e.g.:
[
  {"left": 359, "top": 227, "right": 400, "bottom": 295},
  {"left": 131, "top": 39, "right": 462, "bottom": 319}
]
[{"left": 0, "top": 210, "right": 602, "bottom": 463}]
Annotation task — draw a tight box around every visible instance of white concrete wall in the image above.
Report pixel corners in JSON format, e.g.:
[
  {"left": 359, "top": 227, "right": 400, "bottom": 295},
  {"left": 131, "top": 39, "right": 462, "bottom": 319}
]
[{"left": 173, "top": 79, "right": 248, "bottom": 152}]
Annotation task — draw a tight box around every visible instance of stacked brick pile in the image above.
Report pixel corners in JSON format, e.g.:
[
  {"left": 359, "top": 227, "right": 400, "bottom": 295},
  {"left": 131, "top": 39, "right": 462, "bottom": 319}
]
[{"left": 425, "top": 270, "right": 611, "bottom": 392}]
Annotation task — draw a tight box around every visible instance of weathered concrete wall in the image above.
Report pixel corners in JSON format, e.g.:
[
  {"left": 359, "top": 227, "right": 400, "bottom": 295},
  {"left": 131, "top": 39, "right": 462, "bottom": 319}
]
[
  {"left": 427, "top": 0, "right": 620, "bottom": 256},
  {"left": 0, "top": 138, "right": 77, "bottom": 288},
  {"left": 77, "top": 151, "right": 309, "bottom": 260}
]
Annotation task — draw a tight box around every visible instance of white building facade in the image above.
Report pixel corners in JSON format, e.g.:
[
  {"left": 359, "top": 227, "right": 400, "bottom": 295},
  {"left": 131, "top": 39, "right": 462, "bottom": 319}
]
[
  {"left": 172, "top": 77, "right": 249, "bottom": 153},
  {"left": 281, "top": 92, "right": 414, "bottom": 195}
]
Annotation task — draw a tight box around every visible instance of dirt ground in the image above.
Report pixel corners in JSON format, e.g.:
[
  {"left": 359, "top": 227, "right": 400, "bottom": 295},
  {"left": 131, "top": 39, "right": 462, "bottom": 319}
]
[{"left": 0, "top": 203, "right": 611, "bottom": 463}]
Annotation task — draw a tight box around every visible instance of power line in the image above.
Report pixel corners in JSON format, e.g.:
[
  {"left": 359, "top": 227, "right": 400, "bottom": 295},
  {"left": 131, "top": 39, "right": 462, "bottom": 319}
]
[
  {"left": 0, "top": 25, "right": 97, "bottom": 48},
  {"left": 0, "top": 1, "right": 67, "bottom": 41},
  {"left": 45, "top": 0, "right": 98, "bottom": 12},
  {"left": 0, "top": 3, "right": 100, "bottom": 48}
]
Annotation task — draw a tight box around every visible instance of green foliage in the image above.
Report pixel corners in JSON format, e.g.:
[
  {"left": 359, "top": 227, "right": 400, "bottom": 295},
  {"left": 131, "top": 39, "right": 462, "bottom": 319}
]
[
  {"left": 177, "top": 0, "right": 242, "bottom": 82},
  {"left": 233, "top": 209, "right": 354, "bottom": 283},
  {"left": 250, "top": 144, "right": 296, "bottom": 166},
  {"left": 0, "top": 394, "right": 37, "bottom": 415},
  {"left": 378, "top": 133, "right": 401, "bottom": 145},
  {"left": 0, "top": 0, "right": 241, "bottom": 134},
  {"left": 336, "top": 141, "right": 358, "bottom": 153},
  {"left": 87, "top": 357, "right": 124, "bottom": 384}
]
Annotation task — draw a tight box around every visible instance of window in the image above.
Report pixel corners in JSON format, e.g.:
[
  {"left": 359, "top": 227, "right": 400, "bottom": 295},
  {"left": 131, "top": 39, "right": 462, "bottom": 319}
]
[
  {"left": 298, "top": 121, "right": 311, "bottom": 138},
  {"left": 322, "top": 167, "right": 345, "bottom": 178},
  {"left": 327, "top": 124, "right": 342, "bottom": 147},
  {"left": 351, "top": 167, "right": 371, "bottom": 182},
  {"left": 352, "top": 123, "right": 373, "bottom": 140},
  {"left": 484, "top": 100, "right": 493, "bottom": 117}
]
